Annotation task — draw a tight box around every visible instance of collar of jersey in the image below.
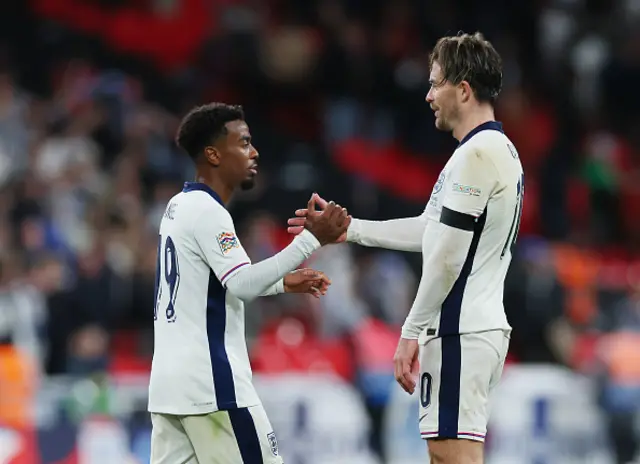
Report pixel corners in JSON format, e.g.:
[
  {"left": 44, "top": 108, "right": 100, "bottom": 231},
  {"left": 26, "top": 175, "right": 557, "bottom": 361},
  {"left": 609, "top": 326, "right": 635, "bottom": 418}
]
[
  {"left": 458, "top": 120, "right": 503, "bottom": 147},
  {"left": 182, "top": 182, "right": 225, "bottom": 207}
]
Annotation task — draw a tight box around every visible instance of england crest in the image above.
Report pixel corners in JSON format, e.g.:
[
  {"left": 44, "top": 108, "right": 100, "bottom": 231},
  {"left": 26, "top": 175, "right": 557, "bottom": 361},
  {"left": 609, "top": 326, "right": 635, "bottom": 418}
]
[
  {"left": 433, "top": 171, "right": 446, "bottom": 194},
  {"left": 267, "top": 432, "right": 279, "bottom": 456}
]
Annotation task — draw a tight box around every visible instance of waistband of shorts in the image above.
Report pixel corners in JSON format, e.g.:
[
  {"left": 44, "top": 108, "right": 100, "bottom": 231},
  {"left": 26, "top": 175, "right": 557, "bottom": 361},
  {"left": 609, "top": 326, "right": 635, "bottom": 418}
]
[{"left": 420, "top": 327, "right": 511, "bottom": 343}]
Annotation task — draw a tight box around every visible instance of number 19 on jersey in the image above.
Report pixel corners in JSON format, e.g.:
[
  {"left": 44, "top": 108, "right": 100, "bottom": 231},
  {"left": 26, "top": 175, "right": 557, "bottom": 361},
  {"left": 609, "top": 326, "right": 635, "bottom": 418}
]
[{"left": 154, "top": 234, "right": 180, "bottom": 323}]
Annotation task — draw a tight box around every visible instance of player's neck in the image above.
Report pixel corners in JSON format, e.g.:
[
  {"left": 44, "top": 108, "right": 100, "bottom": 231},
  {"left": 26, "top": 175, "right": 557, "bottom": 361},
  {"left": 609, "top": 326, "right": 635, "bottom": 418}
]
[
  {"left": 193, "top": 173, "right": 234, "bottom": 204},
  {"left": 452, "top": 105, "right": 496, "bottom": 143}
]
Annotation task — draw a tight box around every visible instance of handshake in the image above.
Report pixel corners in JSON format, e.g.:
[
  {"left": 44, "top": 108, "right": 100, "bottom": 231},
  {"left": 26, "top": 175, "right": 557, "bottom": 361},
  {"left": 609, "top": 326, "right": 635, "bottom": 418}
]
[
  {"left": 279, "top": 193, "right": 350, "bottom": 299},
  {"left": 286, "top": 192, "right": 350, "bottom": 246}
]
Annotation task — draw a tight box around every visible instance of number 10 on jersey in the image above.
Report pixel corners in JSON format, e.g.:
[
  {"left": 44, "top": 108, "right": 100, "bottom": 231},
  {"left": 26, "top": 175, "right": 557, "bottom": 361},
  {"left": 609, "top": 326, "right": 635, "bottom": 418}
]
[
  {"left": 154, "top": 234, "right": 180, "bottom": 323},
  {"left": 501, "top": 173, "right": 524, "bottom": 259}
]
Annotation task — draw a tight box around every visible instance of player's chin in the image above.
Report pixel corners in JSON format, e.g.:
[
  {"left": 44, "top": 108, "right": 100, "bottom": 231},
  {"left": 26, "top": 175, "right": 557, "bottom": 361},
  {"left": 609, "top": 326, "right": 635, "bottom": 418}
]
[
  {"left": 240, "top": 177, "right": 256, "bottom": 191},
  {"left": 434, "top": 117, "right": 448, "bottom": 131}
]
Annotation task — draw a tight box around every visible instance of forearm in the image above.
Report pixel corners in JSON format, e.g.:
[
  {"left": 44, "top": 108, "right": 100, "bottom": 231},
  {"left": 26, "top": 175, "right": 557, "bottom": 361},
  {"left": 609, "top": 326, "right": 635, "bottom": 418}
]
[
  {"left": 260, "top": 279, "right": 285, "bottom": 296},
  {"left": 346, "top": 216, "right": 426, "bottom": 252},
  {"left": 401, "top": 224, "right": 473, "bottom": 338},
  {"left": 225, "top": 230, "right": 320, "bottom": 302}
]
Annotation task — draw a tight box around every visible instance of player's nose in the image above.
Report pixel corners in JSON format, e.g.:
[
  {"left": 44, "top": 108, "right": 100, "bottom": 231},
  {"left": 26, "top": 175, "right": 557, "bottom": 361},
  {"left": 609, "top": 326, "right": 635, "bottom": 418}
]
[
  {"left": 250, "top": 145, "right": 259, "bottom": 159},
  {"left": 425, "top": 89, "right": 434, "bottom": 103}
]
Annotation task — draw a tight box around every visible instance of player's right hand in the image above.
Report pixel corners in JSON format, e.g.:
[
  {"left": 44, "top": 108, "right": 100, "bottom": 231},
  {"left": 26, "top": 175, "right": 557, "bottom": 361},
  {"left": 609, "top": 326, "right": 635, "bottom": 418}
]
[
  {"left": 287, "top": 193, "right": 348, "bottom": 244},
  {"left": 300, "top": 193, "right": 350, "bottom": 246},
  {"left": 283, "top": 268, "right": 331, "bottom": 298}
]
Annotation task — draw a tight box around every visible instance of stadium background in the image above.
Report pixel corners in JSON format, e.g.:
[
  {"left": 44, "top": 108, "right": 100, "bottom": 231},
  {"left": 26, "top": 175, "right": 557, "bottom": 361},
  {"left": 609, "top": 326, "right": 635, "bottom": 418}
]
[{"left": 0, "top": 0, "right": 638, "bottom": 463}]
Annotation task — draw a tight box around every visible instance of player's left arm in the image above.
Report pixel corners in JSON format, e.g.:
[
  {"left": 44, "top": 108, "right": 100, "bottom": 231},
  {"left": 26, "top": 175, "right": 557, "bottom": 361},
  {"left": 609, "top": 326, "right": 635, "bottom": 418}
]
[
  {"left": 401, "top": 148, "right": 499, "bottom": 339},
  {"left": 194, "top": 207, "right": 321, "bottom": 303},
  {"left": 260, "top": 281, "right": 285, "bottom": 296}
]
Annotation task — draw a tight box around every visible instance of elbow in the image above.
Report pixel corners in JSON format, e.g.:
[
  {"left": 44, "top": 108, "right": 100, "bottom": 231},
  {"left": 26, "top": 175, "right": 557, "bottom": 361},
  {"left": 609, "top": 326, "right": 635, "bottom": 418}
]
[
  {"left": 443, "top": 248, "right": 466, "bottom": 275},
  {"left": 442, "top": 257, "right": 465, "bottom": 286},
  {"left": 224, "top": 282, "right": 260, "bottom": 303},
  {"left": 436, "top": 240, "right": 469, "bottom": 284},
  {"left": 223, "top": 275, "right": 262, "bottom": 303},
  {"left": 440, "top": 229, "right": 473, "bottom": 277}
]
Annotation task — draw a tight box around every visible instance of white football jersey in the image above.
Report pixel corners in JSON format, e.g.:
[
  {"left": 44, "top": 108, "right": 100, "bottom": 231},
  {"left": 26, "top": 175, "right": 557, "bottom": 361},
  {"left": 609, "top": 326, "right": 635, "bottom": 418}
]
[
  {"left": 148, "top": 182, "right": 260, "bottom": 415},
  {"left": 420, "top": 121, "right": 522, "bottom": 336}
]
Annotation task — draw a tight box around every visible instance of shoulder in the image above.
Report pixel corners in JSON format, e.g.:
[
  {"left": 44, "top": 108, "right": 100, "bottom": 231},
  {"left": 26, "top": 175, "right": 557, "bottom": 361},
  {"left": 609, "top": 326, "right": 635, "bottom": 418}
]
[
  {"left": 465, "top": 129, "right": 510, "bottom": 152},
  {"left": 178, "top": 191, "right": 231, "bottom": 219},
  {"left": 452, "top": 139, "right": 496, "bottom": 173},
  {"left": 162, "top": 192, "right": 234, "bottom": 238},
  {"left": 458, "top": 130, "right": 518, "bottom": 172}
]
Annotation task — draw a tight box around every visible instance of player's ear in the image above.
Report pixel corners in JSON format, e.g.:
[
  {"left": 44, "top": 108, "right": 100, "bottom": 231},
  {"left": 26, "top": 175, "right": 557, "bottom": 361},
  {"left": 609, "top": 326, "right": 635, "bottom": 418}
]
[
  {"left": 204, "top": 146, "right": 221, "bottom": 167},
  {"left": 459, "top": 81, "right": 473, "bottom": 104}
]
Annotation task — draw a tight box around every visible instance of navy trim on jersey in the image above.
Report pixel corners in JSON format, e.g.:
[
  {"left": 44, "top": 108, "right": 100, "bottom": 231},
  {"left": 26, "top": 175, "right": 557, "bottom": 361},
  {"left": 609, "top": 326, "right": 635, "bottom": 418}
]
[
  {"left": 206, "top": 270, "right": 237, "bottom": 409},
  {"left": 437, "top": 207, "right": 487, "bottom": 438},
  {"left": 183, "top": 182, "right": 225, "bottom": 207},
  {"left": 458, "top": 121, "right": 504, "bottom": 147},
  {"left": 229, "top": 408, "right": 264, "bottom": 463}
]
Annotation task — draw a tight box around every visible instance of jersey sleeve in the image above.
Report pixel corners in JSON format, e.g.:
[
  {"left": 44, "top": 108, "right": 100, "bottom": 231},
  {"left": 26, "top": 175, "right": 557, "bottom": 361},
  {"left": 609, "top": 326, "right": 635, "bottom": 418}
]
[
  {"left": 346, "top": 216, "right": 426, "bottom": 252},
  {"left": 440, "top": 147, "right": 498, "bottom": 228},
  {"left": 192, "top": 206, "right": 252, "bottom": 285},
  {"left": 400, "top": 220, "right": 474, "bottom": 339}
]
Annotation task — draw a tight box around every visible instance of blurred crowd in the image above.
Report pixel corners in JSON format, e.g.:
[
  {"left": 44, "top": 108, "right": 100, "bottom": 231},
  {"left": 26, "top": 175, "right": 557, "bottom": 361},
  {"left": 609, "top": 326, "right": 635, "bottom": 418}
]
[{"left": 0, "top": 0, "right": 640, "bottom": 462}]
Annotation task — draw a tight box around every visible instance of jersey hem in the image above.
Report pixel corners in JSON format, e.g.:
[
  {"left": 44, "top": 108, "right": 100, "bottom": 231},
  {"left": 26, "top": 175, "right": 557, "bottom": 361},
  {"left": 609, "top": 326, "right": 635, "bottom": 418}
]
[
  {"left": 420, "top": 431, "right": 485, "bottom": 442},
  {"left": 148, "top": 400, "right": 261, "bottom": 416},
  {"left": 420, "top": 326, "right": 511, "bottom": 342}
]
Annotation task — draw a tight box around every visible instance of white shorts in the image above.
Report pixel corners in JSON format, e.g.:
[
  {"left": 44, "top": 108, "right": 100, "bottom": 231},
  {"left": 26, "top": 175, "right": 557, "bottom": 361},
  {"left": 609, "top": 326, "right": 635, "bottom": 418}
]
[
  {"left": 150, "top": 405, "right": 284, "bottom": 464},
  {"left": 418, "top": 329, "right": 509, "bottom": 442}
]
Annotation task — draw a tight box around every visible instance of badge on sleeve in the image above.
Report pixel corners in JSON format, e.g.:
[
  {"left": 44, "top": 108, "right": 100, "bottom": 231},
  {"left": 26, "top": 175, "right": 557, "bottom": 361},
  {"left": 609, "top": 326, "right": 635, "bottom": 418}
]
[
  {"left": 452, "top": 182, "right": 482, "bottom": 196},
  {"left": 216, "top": 231, "right": 239, "bottom": 254}
]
